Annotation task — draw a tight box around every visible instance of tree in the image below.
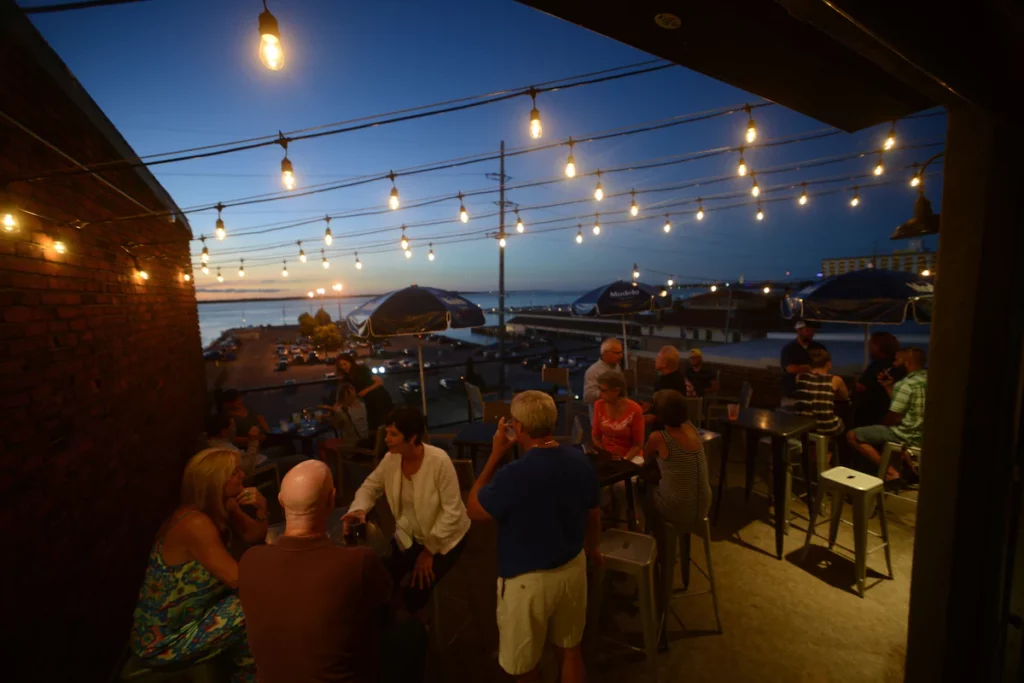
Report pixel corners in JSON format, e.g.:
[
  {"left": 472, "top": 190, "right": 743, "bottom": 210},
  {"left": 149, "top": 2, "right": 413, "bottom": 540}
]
[
  {"left": 314, "top": 307, "right": 333, "bottom": 327},
  {"left": 297, "top": 312, "right": 317, "bottom": 337},
  {"left": 311, "top": 324, "right": 342, "bottom": 350}
]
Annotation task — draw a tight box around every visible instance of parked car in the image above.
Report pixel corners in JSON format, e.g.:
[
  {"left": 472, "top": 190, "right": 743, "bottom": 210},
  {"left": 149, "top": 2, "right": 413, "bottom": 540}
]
[
  {"left": 324, "top": 372, "right": 336, "bottom": 380},
  {"left": 292, "top": 353, "right": 305, "bottom": 365},
  {"left": 439, "top": 377, "right": 466, "bottom": 394},
  {"left": 399, "top": 358, "right": 418, "bottom": 370},
  {"left": 274, "top": 359, "right": 289, "bottom": 372},
  {"left": 306, "top": 351, "right": 319, "bottom": 364},
  {"left": 203, "top": 349, "right": 222, "bottom": 361},
  {"left": 399, "top": 381, "right": 421, "bottom": 402}
]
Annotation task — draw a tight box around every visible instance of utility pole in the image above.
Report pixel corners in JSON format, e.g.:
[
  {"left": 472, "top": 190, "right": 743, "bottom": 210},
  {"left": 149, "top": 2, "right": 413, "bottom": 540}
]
[{"left": 498, "top": 141, "right": 507, "bottom": 399}]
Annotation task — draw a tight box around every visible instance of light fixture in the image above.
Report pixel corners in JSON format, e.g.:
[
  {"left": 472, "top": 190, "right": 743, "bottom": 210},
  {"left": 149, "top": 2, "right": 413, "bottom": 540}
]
[
  {"left": 515, "top": 210, "right": 524, "bottom": 233},
  {"left": 131, "top": 257, "right": 148, "bottom": 281},
  {"left": 214, "top": 203, "right": 226, "bottom": 240},
  {"left": 297, "top": 241, "right": 306, "bottom": 263},
  {"left": 238, "top": 259, "right": 245, "bottom": 278},
  {"left": 201, "top": 264, "right": 209, "bottom": 275},
  {"left": 457, "top": 192, "right": 468, "bottom": 223},
  {"left": 200, "top": 235, "right": 209, "bottom": 263},
  {"left": 307, "top": 291, "right": 314, "bottom": 298},
  {"left": 910, "top": 163, "right": 921, "bottom": 187},
  {"left": 710, "top": 285, "right": 717, "bottom": 292},
  {"left": 216, "top": 268, "right": 223, "bottom": 282},
  {"left": 663, "top": 214, "right": 672, "bottom": 233},
  {"left": 499, "top": 234, "right": 507, "bottom": 248},
  {"left": 258, "top": 1, "right": 284, "bottom": 71},
  {"left": 184, "top": 272, "right": 191, "bottom": 282},
  {"left": 279, "top": 136, "right": 295, "bottom": 190},
  {"left": 594, "top": 170, "right": 604, "bottom": 201},
  {"left": 632, "top": 263, "right": 640, "bottom": 280},
  {"left": 884, "top": 122, "right": 896, "bottom": 150},
  {"left": 921, "top": 269, "right": 931, "bottom": 277},
  {"left": 53, "top": 238, "right": 66, "bottom": 254},
  {"left": 400, "top": 226, "right": 409, "bottom": 251},
  {"left": 695, "top": 198, "right": 705, "bottom": 221},
  {"left": 1, "top": 203, "right": 17, "bottom": 232},
  {"left": 750, "top": 173, "right": 760, "bottom": 197},
  {"left": 333, "top": 283, "right": 342, "bottom": 292},
  {"left": 744, "top": 104, "right": 757, "bottom": 143},
  {"left": 798, "top": 183, "right": 809, "bottom": 206},
  {"left": 892, "top": 189, "right": 941, "bottom": 240},
  {"left": 388, "top": 171, "right": 400, "bottom": 210},
  {"left": 592, "top": 213, "right": 601, "bottom": 236},
  {"left": 763, "top": 285, "right": 771, "bottom": 294},
  {"left": 355, "top": 253, "right": 362, "bottom": 269},
  {"left": 281, "top": 260, "right": 288, "bottom": 277},
  {"left": 737, "top": 147, "right": 748, "bottom": 176},
  {"left": 321, "top": 249, "right": 329, "bottom": 269},
  {"left": 528, "top": 88, "right": 542, "bottom": 139},
  {"left": 575, "top": 225, "right": 583, "bottom": 244},
  {"left": 404, "top": 248, "right": 412, "bottom": 259},
  {"left": 874, "top": 153, "right": 885, "bottom": 176},
  {"left": 667, "top": 278, "right": 674, "bottom": 287},
  {"left": 323, "top": 216, "right": 333, "bottom": 246},
  {"left": 565, "top": 138, "right": 576, "bottom": 178},
  {"left": 629, "top": 190, "right": 639, "bottom": 217},
  {"left": 316, "top": 287, "right": 325, "bottom": 296},
  {"left": 850, "top": 187, "right": 861, "bottom": 207},
  {"left": 755, "top": 203, "right": 764, "bottom": 221},
  {"left": 428, "top": 243, "right": 435, "bottom": 261}
]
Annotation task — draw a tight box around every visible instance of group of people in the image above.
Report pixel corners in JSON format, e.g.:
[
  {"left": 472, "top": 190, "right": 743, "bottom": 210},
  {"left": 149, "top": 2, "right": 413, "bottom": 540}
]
[{"left": 779, "top": 321, "right": 928, "bottom": 481}]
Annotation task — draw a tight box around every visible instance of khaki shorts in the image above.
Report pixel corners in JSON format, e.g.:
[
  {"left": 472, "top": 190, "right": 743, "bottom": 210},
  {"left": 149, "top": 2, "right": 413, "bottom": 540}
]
[{"left": 495, "top": 550, "right": 588, "bottom": 675}]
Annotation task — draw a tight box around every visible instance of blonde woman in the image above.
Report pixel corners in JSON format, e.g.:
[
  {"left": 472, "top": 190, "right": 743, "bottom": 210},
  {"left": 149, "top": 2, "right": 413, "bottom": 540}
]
[{"left": 130, "top": 449, "right": 267, "bottom": 682}]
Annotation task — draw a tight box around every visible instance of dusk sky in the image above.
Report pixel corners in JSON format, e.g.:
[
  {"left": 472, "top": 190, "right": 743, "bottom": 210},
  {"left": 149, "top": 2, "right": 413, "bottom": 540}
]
[{"left": 27, "top": 0, "right": 944, "bottom": 300}]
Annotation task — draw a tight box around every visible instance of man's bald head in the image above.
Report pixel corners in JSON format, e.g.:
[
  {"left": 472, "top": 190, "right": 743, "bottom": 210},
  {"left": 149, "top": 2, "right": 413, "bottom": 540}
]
[{"left": 279, "top": 459, "right": 334, "bottom": 519}]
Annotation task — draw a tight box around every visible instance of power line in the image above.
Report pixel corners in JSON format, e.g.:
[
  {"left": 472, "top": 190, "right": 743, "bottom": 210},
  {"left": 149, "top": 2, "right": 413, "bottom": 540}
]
[{"left": 18, "top": 0, "right": 153, "bottom": 14}]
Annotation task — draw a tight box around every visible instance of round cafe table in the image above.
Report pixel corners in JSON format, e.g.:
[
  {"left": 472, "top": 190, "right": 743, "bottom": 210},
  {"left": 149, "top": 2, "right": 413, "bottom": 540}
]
[{"left": 269, "top": 415, "right": 334, "bottom": 457}]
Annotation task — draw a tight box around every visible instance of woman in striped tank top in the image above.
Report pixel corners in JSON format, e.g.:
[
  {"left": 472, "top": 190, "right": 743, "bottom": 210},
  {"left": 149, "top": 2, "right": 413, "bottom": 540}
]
[
  {"left": 641, "top": 390, "right": 712, "bottom": 526},
  {"left": 790, "top": 349, "right": 848, "bottom": 438}
]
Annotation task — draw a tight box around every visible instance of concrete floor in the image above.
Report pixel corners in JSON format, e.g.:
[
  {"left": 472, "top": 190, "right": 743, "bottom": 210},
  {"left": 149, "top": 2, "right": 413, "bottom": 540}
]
[{"left": 424, "top": 447, "right": 918, "bottom": 683}]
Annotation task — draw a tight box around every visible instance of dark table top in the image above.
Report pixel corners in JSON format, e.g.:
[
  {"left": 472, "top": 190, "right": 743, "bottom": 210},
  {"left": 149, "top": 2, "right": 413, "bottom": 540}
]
[
  {"left": 715, "top": 408, "right": 817, "bottom": 438},
  {"left": 591, "top": 457, "right": 642, "bottom": 486},
  {"left": 453, "top": 422, "right": 500, "bottom": 446}
]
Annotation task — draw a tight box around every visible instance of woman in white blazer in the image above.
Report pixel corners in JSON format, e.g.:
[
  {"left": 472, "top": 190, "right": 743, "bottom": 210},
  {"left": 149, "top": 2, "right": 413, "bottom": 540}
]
[{"left": 342, "top": 407, "right": 470, "bottom": 615}]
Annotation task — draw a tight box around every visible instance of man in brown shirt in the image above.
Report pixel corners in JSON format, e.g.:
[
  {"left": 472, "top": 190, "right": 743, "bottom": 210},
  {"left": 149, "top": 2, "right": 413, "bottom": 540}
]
[{"left": 239, "top": 460, "right": 391, "bottom": 683}]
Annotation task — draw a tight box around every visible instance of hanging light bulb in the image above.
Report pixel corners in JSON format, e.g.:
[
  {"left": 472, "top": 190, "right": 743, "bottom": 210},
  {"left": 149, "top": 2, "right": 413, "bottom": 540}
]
[
  {"left": 457, "top": 192, "right": 468, "bottom": 223},
  {"left": 2, "top": 205, "right": 17, "bottom": 232},
  {"left": 258, "top": 1, "right": 284, "bottom": 71},
  {"left": 400, "top": 226, "right": 409, "bottom": 251},
  {"left": 755, "top": 203, "right": 764, "bottom": 221},
  {"left": 884, "top": 122, "right": 896, "bottom": 150},
  {"left": 565, "top": 138, "right": 576, "bottom": 178},
  {"left": 321, "top": 249, "right": 329, "bottom": 269},
  {"left": 515, "top": 210, "right": 524, "bottom": 233},
  {"left": 281, "top": 260, "right": 288, "bottom": 277},
  {"left": 307, "top": 291, "right": 314, "bottom": 299},
  {"left": 428, "top": 243, "right": 435, "bottom": 261},
  {"left": 528, "top": 88, "right": 542, "bottom": 139},
  {"left": 873, "top": 153, "right": 885, "bottom": 176},
  {"left": 499, "top": 234, "right": 507, "bottom": 248},
  {"left": 593, "top": 170, "right": 604, "bottom": 201},
  {"left": 629, "top": 190, "right": 639, "bottom": 217},
  {"left": 575, "top": 225, "right": 583, "bottom": 244},
  {"left": 238, "top": 259, "right": 245, "bottom": 278},
  {"left": 592, "top": 213, "right": 601, "bottom": 236},
  {"left": 737, "top": 148, "right": 748, "bottom": 176},
  {"left": 214, "top": 203, "right": 226, "bottom": 240},
  {"left": 216, "top": 268, "right": 223, "bottom": 282},
  {"left": 663, "top": 214, "right": 672, "bottom": 233},
  {"left": 696, "top": 199, "right": 705, "bottom": 221},
  {"left": 750, "top": 173, "right": 760, "bottom": 197},
  {"left": 763, "top": 286, "right": 772, "bottom": 294},
  {"left": 632, "top": 263, "right": 640, "bottom": 280},
  {"left": 744, "top": 104, "right": 757, "bottom": 143},
  {"left": 710, "top": 284, "right": 717, "bottom": 292},
  {"left": 280, "top": 139, "right": 295, "bottom": 190},
  {"left": 131, "top": 256, "right": 147, "bottom": 280},
  {"left": 850, "top": 187, "right": 861, "bottom": 207},
  {"left": 798, "top": 183, "right": 809, "bottom": 206},
  {"left": 297, "top": 241, "right": 306, "bottom": 263},
  {"left": 201, "top": 264, "right": 209, "bottom": 275},
  {"left": 667, "top": 278, "right": 674, "bottom": 287},
  {"left": 184, "top": 272, "right": 191, "bottom": 282},
  {"left": 53, "top": 239, "right": 66, "bottom": 254},
  {"left": 910, "top": 163, "right": 921, "bottom": 187},
  {"left": 323, "top": 216, "right": 333, "bottom": 246},
  {"left": 355, "top": 252, "right": 362, "bottom": 270},
  {"left": 200, "top": 236, "right": 209, "bottom": 264},
  {"left": 387, "top": 171, "right": 400, "bottom": 210},
  {"left": 404, "top": 248, "right": 412, "bottom": 259}
]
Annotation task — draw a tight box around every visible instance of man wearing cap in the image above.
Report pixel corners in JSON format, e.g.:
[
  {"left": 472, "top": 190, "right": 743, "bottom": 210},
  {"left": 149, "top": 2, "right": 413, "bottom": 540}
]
[
  {"left": 780, "top": 321, "right": 827, "bottom": 408},
  {"left": 685, "top": 349, "right": 719, "bottom": 398}
]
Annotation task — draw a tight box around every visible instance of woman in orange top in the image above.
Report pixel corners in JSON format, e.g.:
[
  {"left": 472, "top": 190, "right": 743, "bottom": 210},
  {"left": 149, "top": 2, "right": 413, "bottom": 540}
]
[{"left": 592, "top": 370, "right": 645, "bottom": 462}]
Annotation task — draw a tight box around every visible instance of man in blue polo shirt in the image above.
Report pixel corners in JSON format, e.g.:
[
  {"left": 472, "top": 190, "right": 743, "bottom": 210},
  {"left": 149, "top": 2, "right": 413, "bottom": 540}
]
[{"left": 467, "top": 390, "right": 602, "bottom": 683}]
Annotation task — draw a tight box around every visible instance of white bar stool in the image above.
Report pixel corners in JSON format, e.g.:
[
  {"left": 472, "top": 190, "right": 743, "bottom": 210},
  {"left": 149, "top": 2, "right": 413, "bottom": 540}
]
[{"left": 660, "top": 518, "right": 722, "bottom": 638}]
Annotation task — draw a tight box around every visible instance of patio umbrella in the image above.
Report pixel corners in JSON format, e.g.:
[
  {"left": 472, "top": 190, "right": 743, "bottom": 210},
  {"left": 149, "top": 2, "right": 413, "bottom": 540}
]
[
  {"left": 571, "top": 280, "right": 672, "bottom": 368},
  {"left": 783, "top": 269, "right": 933, "bottom": 364},
  {"left": 347, "top": 285, "right": 486, "bottom": 418}
]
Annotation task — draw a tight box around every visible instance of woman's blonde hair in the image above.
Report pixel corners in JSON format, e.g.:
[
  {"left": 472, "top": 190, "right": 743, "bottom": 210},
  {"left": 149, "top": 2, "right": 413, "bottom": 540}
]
[{"left": 180, "top": 448, "right": 240, "bottom": 523}]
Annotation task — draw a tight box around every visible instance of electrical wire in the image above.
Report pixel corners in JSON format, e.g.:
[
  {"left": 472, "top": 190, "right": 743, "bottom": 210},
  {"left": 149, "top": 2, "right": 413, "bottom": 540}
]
[{"left": 18, "top": 0, "right": 153, "bottom": 13}]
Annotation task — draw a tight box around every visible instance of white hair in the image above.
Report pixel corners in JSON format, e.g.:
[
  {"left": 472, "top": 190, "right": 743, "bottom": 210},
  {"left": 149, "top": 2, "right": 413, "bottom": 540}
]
[
  {"left": 658, "top": 345, "right": 680, "bottom": 368},
  {"left": 510, "top": 390, "right": 558, "bottom": 438},
  {"left": 600, "top": 337, "right": 623, "bottom": 353}
]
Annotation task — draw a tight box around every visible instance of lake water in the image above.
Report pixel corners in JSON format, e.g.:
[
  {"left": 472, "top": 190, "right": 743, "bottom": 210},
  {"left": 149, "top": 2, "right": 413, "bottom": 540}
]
[{"left": 197, "top": 291, "right": 587, "bottom": 347}]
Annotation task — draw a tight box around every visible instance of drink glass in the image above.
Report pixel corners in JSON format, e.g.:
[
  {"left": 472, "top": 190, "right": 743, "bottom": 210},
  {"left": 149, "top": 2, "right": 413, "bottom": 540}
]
[
  {"left": 292, "top": 412, "right": 301, "bottom": 425},
  {"left": 279, "top": 419, "right": 290, "bottom": 432},
  {"left": 727, "top": 403, "right": 740, "bottom": 420}
]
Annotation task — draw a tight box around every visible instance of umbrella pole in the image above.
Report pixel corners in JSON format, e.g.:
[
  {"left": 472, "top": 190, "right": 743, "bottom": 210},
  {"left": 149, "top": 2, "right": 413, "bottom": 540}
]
[
  {"left": 864, "top": 324, "right": 870, "bottom": 367},
  {"left": 621, "top": 315, "right": 629, "bottom": 369},
  {"left": 417, "top": 342, "right": 428, "bottom": 421}
]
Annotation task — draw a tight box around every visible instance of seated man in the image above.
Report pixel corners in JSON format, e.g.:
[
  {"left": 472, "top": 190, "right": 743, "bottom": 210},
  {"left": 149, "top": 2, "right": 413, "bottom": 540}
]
[
  {"left": 846, "top": 347, "right": 927, "bottom": 481},
  {"left": 467, "top": 391, "right": 602, "bottom": 683},
  {"left": 206, "top": 412, "right": 265, "bottom": 476},
  {"left": 684, "top": 348, "right": 719, "bottom": 398},
  {"left": 239, "top": 460, "right": 392, "bottom": 683},
  {"left": 643, "top": 345, "right": 686, "bottom": 426}
]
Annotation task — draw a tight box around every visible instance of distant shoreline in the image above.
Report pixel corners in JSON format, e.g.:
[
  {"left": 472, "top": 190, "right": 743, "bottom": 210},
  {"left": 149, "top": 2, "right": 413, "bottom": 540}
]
[{"left": 196, "top": 290, "right": 586, "bottom": 305}]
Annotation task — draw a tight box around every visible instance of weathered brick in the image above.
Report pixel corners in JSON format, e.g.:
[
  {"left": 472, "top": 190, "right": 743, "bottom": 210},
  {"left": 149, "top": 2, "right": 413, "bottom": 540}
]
[{"left": 4, "top": 306, "right": 32, "bottom": 323}]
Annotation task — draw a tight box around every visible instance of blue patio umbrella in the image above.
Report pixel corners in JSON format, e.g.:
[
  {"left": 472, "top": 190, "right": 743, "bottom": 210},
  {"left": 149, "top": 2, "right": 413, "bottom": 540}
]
[
  {"left": 572, "top": 280, "right": 672, "bottom": 368},
  {"left": 347, "top": 285, "right": 485, "bottom": 417}
]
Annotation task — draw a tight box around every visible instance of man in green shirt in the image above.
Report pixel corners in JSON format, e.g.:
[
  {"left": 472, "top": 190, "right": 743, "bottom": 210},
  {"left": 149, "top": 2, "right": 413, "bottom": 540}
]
[{"left": 846, "top": 347, "right": 927, "bottom": 481}]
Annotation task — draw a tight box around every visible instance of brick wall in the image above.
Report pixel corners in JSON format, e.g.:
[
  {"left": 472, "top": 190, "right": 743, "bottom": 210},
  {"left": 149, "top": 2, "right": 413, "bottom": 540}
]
[{"left": 1, "top": 14, "right": 206, "bottom": 681}]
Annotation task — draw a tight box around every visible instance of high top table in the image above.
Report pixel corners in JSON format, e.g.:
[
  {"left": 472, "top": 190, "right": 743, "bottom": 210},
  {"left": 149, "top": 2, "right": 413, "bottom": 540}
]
[{"left": 712, "top": 408, "right": 818, "bottom": 559}]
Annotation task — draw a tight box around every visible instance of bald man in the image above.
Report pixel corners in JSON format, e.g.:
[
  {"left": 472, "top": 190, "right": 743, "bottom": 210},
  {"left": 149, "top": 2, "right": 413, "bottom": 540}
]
[{"left": 239, "top": 460, "right": 392, "bottom": 683}]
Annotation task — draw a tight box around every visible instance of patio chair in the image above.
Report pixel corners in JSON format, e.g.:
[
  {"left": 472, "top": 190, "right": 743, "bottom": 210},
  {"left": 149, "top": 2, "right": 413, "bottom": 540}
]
[{"left": 465, "top": 382, "right": 498, "bottom": 422}]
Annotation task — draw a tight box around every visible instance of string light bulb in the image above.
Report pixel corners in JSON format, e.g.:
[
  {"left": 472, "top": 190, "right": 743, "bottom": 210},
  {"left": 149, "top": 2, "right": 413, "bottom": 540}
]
[
  {"left": 632, "top": 263, "right": 640, "bottom": 280},
  {"left": 333, "top": 283, "right": 342, "bottom": 293},
  {"left": 238, "top": 259, "right": 245, "bottom": 278},
  {"left": 763, "top": 286, "right": 771, "bottom": 294},
  {"left": 457, "top": 192, "right": 468, "bottom": 223},
  {"left": 921, "top": 269, "right": 931, "bottom": 277},
  {"left": 744, "top": 104, "right": 757, "bottom": 143},
  {"left": 874, "top": 153, "right": 885, "bottom": 176},
  {"left": 404, "top": 248, "right": 412, "bottom": 259},
  {"left": 737, "top": 147, "right": 748, "bottom": 176},
  {"left": 184, "top": 272, "right": 191, "bottom": 282},
  {"left": 388, "top": 171, "right": 400, "bottom": 210},
  {"left": 257, "top": 1, "right": 284, "bottom": 71},
  {"left": 910, "top": 163, "right": 921, "bottom": 187},
  {"left": 355, "top": 252, "right": 362, "bottom": 269},
  {"left": 710, "top": 285, "right": 717, "bottom": 292},
  {"left": 798, "top": 183, "right": 809, "bottom": 206},
  {"left": 850, "top": 187, "right": 861, "bottom": 207},
  {"left": 321, "top": 249, "right": 329, "bottom": 269},
  {"left": 201, "top": 264, "right": 209, "bottom": 275},
  {"left": 592, "top": 213, "right": 601, "bottom": 236},
  {"left": 281, "top": 260, "right": 288, "bottom": 277},
  {"left": 565, "top": 138, "right": 576, "bottom": 178},
  {"left": 663, "top": 214, "right": 672, "bottom": 233},
  {"left": 499, "top": 234, "right": 507, "bottom": 248},
  {"left": 53, "top": 239, "right": 66, "bottom": 254},
  {"left": 297, "top": 241, "right": 306, "bottom": 263},
  {"left": 575, "top": 225, "right": 583, "bottom": 244},
  {"left": 307, "top": 291, "right": 314, "bottom": 299},
  {"left": 280, "top": 151, "right": 295, "bottom": 190},
  {"left": 214, "top": 203, "right": 226, "bottom": 240},
  {"left": 515, "top": 210, "right": 524, "bottom": 233},
  {"left": 200, "top": 236, "right": 209, "bottom": 264},
  {"left": 323, "top": 216, "right": 333, "bottom": 246},
  {"left": 629, "top": 190, "right": 639, "bottom": 217},
  {"left": 2, "top": 207, "right": 17, "bottom": 232},
  {"left": 696, "top": 199, "right": 705, "bottom": 221},
  {"left": 884, "top": 122, "right": 896, "bottom": 150},
  {"left": 667, "top": 278, "right": 674, "bottom": 287},
  {"left": 750, "top": 173, "right": 760, "bottom": 197},
  {"left": 528, "top": 88, "right": 542, "bottom": 139},
  {"left": 428, "top": 243, "right": 435, "bottom": 261},
  {"left": 400, "top": 226, "right": 409, "bottom": 251},
  {"left": 594, "top": 170, "right": 604, "bottom": 201},
  {"left": 216, "top": 268, "right": 223, "bottom": 282},
  {"left": 755, "top": 203, "right": 764, "bottom": 221}
]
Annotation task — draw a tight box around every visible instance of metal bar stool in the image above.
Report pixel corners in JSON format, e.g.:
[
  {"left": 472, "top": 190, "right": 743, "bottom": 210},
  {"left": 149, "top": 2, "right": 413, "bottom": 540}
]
[
  {"left": 660, "top": 518, "right": 722, "bottom": 638},
  {"left": 879, "top": 441, "right": 921, "bottom": 508}
]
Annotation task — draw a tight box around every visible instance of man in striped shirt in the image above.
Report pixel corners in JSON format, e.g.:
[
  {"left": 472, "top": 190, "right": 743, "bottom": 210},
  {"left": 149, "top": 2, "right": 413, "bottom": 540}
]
[{"left": 847, "top": 347, "right": 928, "bottom": 481}]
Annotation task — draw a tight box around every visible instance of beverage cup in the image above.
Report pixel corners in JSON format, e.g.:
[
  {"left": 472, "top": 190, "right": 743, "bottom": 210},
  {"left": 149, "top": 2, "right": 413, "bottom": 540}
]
[
  {"left": 292, "top": 412, "right": 301, "bottom": 425},
  {"left": 727, "top": 403, "right": 740, "bottom": 420},
  {"left": 279, "top": 419, "right": 289, "bottom": 432}
]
